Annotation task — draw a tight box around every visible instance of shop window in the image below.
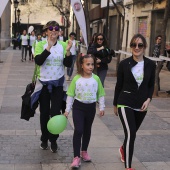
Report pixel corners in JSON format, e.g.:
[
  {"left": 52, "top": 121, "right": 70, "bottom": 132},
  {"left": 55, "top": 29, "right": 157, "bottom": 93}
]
[{"left": 138, "top": 17, "right": 147, "bottom": 38}]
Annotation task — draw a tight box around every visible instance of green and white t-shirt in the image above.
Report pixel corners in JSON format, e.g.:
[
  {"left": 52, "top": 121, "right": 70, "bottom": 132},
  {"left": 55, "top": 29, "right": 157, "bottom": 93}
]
[
  {"left": 67, "top": 74, "right": 105, "bottom": 103},
  {"left": 34, "top": 40, "right": 67, "bottom": 81}
]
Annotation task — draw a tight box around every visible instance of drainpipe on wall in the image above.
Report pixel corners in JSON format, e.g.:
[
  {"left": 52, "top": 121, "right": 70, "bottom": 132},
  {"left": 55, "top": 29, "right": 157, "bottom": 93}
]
[
  {"left": 0, "top": 18, "right": 3, "bottom": 63},
  {"left": 105, "top": 0, "right": 109, "bottom": 41}
]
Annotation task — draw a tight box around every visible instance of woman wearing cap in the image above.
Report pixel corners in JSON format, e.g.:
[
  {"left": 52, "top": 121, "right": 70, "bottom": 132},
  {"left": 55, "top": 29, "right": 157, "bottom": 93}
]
[
  {"left": 31, "top": 21, "right": 72, "bottom": 153},
  {"left": 66, "top": 32, "right": 79, "bottom": 81},
  {"left": 113, "top": 34, "right": 155, "bottom": 170}
]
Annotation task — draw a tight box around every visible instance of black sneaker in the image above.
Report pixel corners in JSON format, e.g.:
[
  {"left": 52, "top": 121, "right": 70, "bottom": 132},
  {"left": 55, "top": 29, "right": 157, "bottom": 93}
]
[
  {"left": 50, "top": 142, "right": 58, "bottom": 153},
  {"left": 40, "top": 142, "right": 48, "bottom": 150}
]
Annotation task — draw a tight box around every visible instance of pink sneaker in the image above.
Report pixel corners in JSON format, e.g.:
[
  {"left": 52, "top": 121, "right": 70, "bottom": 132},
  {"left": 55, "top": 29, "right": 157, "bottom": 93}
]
[
  {"left": 126, "top": 168, "right": 135, "bottom": 170},
  {"left": 80, "top": 151, "right": 91, "bottom": 162},
  {"left": 70, "top": 156, "right": 81, "bottom": 168},
  {"left": 119, "top": 146, "right": 125, "bottom": 163}
]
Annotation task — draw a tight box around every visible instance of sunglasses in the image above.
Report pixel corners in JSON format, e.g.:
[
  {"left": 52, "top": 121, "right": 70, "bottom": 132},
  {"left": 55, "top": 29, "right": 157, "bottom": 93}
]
[
  {"left": 97, "top": 38, "right": 103, "bottom": 41},
  {"left": 130, "top": 43, "right": 144, "bottom": 49},
  {"left": 48, "top": 26, "right": 59, "bottom": 31}
]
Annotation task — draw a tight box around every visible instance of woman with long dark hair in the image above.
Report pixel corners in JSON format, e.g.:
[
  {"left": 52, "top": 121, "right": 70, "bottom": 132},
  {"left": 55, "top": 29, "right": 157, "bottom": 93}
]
[{"left": 87, "top": 33, "right": 115, "bottom": 87}]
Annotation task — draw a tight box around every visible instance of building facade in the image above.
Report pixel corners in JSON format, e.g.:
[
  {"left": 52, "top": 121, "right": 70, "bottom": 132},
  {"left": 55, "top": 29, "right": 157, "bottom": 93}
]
[
  {"left": 87, "top": 0, "right": 170, "bottom": 57},
  {"left": 0, "top": 0, "right": 12, "bottom": 50}
]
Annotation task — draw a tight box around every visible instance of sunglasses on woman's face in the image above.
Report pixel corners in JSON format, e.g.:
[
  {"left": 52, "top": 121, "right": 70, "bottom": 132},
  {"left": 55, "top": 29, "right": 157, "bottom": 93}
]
[
  {"left": 48, "top": 26, "right": 59, "bottom": 31},
  {"left": 130, "top": 43, "right": 144, "bottom": 49},
  {"left": 97, "top": 38, "right": 104, "bottom": 41}
]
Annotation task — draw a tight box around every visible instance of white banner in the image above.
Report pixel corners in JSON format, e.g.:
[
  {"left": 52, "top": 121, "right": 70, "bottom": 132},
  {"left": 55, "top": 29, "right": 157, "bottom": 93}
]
[
  {"left": 71, "top": 0, "right": 88, "bottom": 48},
  {"left": 0, "top": 0, "right": 8, "bottom": 17}
]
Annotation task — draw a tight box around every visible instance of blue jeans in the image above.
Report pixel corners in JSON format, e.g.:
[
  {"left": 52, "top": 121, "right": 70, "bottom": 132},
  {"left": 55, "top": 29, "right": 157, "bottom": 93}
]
[{"left": 67, "top": 55, "right": 76, "bottom": 77}]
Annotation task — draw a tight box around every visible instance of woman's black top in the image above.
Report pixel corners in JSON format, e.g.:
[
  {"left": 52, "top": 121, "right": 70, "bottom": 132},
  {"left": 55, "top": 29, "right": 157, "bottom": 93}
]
[
  {"left": 87, "top": 44, "right": 114, "bottom": 71},
  {"left": 113, "top": 56, "right": 156, "bottom": 109}
]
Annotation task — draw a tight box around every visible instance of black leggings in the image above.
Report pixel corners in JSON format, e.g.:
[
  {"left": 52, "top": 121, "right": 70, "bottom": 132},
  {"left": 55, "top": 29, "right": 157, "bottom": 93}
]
[
  {"left": 28, "top": 46, "right": 33, "bottom": 60},
  {"left": 39, "top": 85, "right": 63, "bottom": 143},
  {"left": 118, "top": 107, "right": 147, "bottom": 168},
  {"left": 72, "top": 100, "right": 96, "bottom": 157}
]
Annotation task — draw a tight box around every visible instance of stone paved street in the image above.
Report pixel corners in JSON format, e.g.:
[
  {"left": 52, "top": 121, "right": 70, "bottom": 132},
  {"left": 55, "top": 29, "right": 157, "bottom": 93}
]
[{"left": 0, "top": 47, "right": 170, "bottom": 170}]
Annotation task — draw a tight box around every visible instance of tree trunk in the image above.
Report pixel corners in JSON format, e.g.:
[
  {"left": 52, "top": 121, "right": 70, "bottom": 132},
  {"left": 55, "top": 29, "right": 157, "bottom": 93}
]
[{"left": 153, "top": 0, "right": 170, "bottom": 96}]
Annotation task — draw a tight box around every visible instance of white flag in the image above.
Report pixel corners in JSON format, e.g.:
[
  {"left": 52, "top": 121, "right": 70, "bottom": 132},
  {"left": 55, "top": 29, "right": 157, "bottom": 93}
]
[
  {"left": 71, "top": 0, "right": 88, "bottom": 47},
  {"left": 0, "top": 0, "right": 8, "bottom": 17}
]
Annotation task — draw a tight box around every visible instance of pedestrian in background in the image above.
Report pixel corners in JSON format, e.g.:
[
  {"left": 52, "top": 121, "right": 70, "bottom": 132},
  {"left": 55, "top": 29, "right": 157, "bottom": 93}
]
[
  {"left": 20, "top": 30, "right": 29, "bottom": 62},
  {"left": 41, "top": 31, "right": 47, "bottom": 41},
  {"left": 31, "top": 20, "right": 72, "bottom": 153},
  {"left": 66, "top": 32, "right": 79, "bottom": 81},
  {"left": 31, "top": 33, "right": 42, "bottom": 57},
  {"left": 58, "top": 29, "right": 67, "bottom": 42},
  {"left": 113, "top": 34, "right": 156, "bottom": 170},
  {"left": 16, "top": 32, "right": 21, "bottom": 50},
  {"left": 87, "top": 33, "right": 115, "bottom": 87},
  {"left": 152, "top": 35, "right": 162, "bottom": 58},
  {"left": 29, "top": 30, "right": 36, "bottom": 61},
  {"left": 152, "top": 35, "right": 167, "bottom": 91},
  {"left": 64, "top": 53, "right": 105, "bottom": 168}
]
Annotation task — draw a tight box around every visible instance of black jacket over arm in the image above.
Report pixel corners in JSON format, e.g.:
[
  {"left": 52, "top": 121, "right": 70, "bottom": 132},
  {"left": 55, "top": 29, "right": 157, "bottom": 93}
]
[{"left": 113, "top": 56, "right": 156, "bottom": 109}]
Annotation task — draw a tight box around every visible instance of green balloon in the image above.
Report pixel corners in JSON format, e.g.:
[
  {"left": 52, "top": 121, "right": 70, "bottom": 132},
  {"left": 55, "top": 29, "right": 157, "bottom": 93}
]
[{"left": 47, "top": 115, "right": 67, "bottom": 135}]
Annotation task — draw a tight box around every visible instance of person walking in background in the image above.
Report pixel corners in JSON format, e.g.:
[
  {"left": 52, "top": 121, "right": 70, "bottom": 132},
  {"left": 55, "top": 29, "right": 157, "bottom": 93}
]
[
  {"left": 20, "top": 30, "right": 29, "bottom": 62},
  {"left": 29, "top": 31, "right": 36, "bottom": 61},
  {"left": 152, "top": 35, "right": 162, "bottom": 58},
  {"left": 87, "top": 33, "right": 115, "bottom": 87},
  {"left": 16, "top": 32, "right": 21, "bottom": 50},
  {"left": 58, "top": 29, "right": 67, "bottom": 42},
  {"left": 41, "top": 31, "right": 47, "bottom": 41},
  {"left": 31, "top": 33, "right": 42, "bottom": 57},
  {"left": 66, "top": 32, "right": 79, "bottom": 81},
  {"left": 113, "top": 34, "right": 156, "bottom": 170},
  {"left": 152, "top": 35, "right": 167, "bottom": 91},
  {"left": 31, "top": 20, "right": 72, "bottom": 153},
  {"left": 64, "top": 53, "right": 105, "bottom": 168}
]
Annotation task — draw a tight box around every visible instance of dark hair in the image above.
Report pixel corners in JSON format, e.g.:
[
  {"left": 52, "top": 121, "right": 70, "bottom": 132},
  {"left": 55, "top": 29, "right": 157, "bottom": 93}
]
[
  {"left": 76, "top": 53, "right": 96, "bottom": 75},
  {"left": 155, "top": 35, "right": 162, "bottom": 40},
  {"left": 130, "top": 34, "right": 147, "bottom": 48},
  {"left": 43, "top": 21, "right": 59, "bottom": 31},
  {"left": 90, "top": 33, "right": 97, "bottom": 43},
  {"left": 37, "top": 33, "right": 41, "bottom": 37},
  {"left": 69, "top": 32, "right": 76, "bottom": 37},
  {"left": 94, "top": 33, "right": 108, "bottom": 47}
]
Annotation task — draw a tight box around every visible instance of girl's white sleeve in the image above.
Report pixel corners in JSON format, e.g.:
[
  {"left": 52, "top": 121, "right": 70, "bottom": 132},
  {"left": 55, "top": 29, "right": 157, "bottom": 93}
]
[
  {"left": 98, "top": 96, "right": 105, "bottom": 111},
  {"left": 65, "top": 96, "right": 74, "bottom": 113}
]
